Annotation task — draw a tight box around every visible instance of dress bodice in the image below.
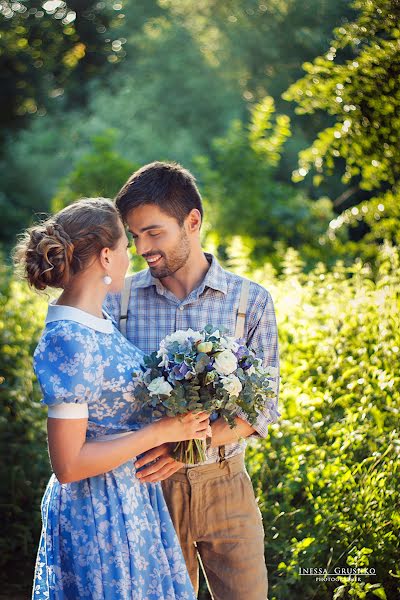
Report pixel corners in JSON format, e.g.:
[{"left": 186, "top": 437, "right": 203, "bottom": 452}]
[{"left": 33, "top": 303, "right": 146, "bottom": 439}]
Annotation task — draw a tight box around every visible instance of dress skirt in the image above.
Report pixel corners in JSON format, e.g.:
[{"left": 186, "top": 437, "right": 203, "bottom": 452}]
[{"left": 32, "top": 459, "right": 196, "bottom": 600}]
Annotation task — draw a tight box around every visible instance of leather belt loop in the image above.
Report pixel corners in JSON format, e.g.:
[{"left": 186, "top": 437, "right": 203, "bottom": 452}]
[{"left": 218, "top": 444, "right": 226, "bottom": 467}]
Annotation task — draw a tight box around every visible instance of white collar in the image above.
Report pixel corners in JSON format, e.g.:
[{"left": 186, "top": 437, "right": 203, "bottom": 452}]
[{"left": 45, "top": 302, "right": 114, "bottom": 333}]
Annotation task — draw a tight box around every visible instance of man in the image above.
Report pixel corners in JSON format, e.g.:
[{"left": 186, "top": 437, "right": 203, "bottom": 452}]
[{"left": 105, "top": 161, "right": 280, "bottom": 600}]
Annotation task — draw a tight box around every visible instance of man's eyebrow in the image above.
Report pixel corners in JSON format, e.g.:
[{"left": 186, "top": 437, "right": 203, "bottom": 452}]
[{"left": 128, "top": 225, "right": 164, "bottom": 234}]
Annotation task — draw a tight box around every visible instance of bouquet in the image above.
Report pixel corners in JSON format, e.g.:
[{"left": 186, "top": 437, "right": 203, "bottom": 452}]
[{"left": 134, "top": 325, "right": 279, "bottom": 464}]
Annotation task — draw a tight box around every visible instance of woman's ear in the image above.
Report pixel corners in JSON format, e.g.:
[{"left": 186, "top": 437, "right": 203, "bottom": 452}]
[{"left": 99, "top": 247, "right": 111, "bottom": 270}]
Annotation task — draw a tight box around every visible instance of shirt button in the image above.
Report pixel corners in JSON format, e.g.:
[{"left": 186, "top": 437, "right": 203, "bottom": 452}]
[{"left": 179, "top": 305, "right": 184, "bottom": 311}]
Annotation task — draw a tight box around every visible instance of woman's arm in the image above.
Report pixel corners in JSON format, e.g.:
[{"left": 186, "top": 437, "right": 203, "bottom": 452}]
[
  {"left": 133, "top": 416, "right": 254, "bottom": 483},
  {"left": 48, "top": 412, "right": 210, "bottom": 484}
]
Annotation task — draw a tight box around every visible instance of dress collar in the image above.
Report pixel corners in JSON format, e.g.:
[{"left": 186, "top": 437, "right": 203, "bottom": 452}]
[
  {"left": 135, "top": 252, "right": 228, "bottom": 296},
  {"left": 45, "top": 302, "right": 114, "bottom": 333}
]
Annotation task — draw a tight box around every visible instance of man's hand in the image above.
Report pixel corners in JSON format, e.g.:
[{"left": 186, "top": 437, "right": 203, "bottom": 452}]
[{"left": 135, "top": 443, "right": 184, "bottom": 483}]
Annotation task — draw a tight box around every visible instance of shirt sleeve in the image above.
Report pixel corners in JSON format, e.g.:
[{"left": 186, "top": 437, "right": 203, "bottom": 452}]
[
  {"left": 33, "top": 323, "right": 103, "bottom": 415},
  {"left": 236, "top": 285, "right": 281, "bottom": 439}
]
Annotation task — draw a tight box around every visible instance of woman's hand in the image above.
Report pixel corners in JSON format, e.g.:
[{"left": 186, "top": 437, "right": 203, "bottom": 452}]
[
  {"left": 158, "top": 411, "right": 211, "bottom": 443},
  {"left": 46, "top": 411, "right": 211, "bottom": 484}
]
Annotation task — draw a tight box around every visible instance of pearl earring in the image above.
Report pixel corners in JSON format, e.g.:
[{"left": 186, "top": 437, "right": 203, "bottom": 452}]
[{"left": 103, "top": 275, "right": 112, "bottom": 285}]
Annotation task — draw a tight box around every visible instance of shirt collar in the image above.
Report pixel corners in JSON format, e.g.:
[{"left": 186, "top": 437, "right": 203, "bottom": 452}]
[
  {"left": 45, "top": 302, "right": 114, "bottom": 333},
  {"left": 197, "top": 253, "right": 227, "bottom": 295},
  {"left": 135, "top": 253, "right": 228, "bottom": 297}
]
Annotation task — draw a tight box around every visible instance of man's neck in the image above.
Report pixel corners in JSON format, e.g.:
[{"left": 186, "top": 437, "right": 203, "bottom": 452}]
[{"left": 158, "top": 250, "right": 211, "bottom": 300}]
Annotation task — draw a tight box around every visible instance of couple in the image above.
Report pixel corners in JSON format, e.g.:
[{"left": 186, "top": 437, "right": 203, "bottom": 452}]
[{"left": 16, "top": 162, "right": 280, "bottom": 600}]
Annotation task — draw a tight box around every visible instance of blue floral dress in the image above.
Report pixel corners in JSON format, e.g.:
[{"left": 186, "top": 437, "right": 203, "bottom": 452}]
[{"left": 32, "top": 304, "right": 196, "bottom": 600}]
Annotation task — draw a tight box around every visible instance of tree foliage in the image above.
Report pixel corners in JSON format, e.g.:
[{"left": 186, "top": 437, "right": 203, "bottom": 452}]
[
  {"left": 159, "top": 0, "right": 354, "bottom": 103},
  {"left": 284, "top": 0, "right": 400, "bottom": 193},
  {"left": 197, "top": 97, "right": 335, "bottom": 270},
  {"left": 51, "top": 129, "right": 137, "bottom": 210},
  {"left": 0, "top": 0, "right": 125, "bottom": 135},
  {"left": 0, "top": 0, "right": 359, "bottom": 247}
]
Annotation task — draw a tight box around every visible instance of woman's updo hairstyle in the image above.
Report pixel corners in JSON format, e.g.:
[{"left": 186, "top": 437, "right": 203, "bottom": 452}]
[{"left": 14, "top": 198, "right": 122, "bottom": 291}]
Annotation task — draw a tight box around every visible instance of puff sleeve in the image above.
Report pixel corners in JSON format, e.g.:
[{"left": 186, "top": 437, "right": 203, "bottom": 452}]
[{"left": 33, "top": 322, "right": 103, "bottom": 418}]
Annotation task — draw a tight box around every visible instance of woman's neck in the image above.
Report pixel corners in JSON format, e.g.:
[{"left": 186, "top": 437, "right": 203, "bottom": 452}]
[{"left": 56, "top": 279, "right": 106, "bottom": 319}]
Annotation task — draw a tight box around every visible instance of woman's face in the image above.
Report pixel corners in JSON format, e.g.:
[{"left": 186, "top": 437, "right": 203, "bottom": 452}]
[{"left": 107, "top": 224, "right": 130, "bottom": 292}]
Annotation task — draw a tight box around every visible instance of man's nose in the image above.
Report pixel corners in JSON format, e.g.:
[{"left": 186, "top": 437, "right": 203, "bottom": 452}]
[{"left": 135, "top": 237, "right": 152, "bottom": 257}]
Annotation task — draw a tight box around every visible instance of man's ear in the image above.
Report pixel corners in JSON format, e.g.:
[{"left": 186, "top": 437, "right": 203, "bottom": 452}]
[{"left": 186, "top": 208, "right": 202, "bottom": 233}]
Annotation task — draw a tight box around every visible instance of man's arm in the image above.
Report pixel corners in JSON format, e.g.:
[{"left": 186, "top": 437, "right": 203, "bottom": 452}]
[
  {"left": 235, "top": 285, "right": 281, "bottom": 439},
  {"left": 135, "top": 443, "right": 184, "bottom": 482},
  {"left": 134, "top": 415, "right": 256, "bottom": 483},
  {"left": 209, "top": 415, "right": 255, "bottom": 445}
]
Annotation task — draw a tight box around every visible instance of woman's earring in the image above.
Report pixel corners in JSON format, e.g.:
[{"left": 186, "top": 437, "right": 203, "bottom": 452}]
[{"left": 103, "top": 275, "right": 112, "bottom": 285}]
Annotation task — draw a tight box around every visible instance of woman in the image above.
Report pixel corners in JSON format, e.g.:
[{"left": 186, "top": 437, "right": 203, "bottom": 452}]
[{"left": 14, "top": 198, "right": 209, "bottom": 599}]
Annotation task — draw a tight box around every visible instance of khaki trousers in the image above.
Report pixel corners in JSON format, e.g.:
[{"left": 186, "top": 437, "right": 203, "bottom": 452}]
[{"left": 161, "top": 453, "right": 268, "bottom": 600}]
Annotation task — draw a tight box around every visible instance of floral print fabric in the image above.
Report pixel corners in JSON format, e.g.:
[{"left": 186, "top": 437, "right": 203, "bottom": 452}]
[{"left": 32, "top": 306, "right": 195, "bottom": 600}]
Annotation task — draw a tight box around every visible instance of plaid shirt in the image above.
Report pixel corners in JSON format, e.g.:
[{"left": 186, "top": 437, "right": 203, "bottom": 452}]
[{"left": 105, "top": 253, "right": 280, "bottom": 465}]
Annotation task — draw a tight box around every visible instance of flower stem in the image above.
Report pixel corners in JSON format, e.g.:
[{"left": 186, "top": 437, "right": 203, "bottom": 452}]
[{"left": 172, "top": 439, "right": 207, "bottom": 464}]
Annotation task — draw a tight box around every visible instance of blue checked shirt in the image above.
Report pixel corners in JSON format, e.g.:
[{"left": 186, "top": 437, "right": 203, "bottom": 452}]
[{"left": 105, "top": 253, "right": 280, "bottom": 465}]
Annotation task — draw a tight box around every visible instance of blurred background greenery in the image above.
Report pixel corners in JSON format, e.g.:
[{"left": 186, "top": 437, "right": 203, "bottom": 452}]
[{"left": 0, "top": 0, "right": 399, "bottom": 598}]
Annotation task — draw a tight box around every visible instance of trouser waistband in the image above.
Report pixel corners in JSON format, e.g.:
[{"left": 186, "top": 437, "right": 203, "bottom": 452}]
[{"left": 169, "top": 453, "right": 246, "bottom": 483}]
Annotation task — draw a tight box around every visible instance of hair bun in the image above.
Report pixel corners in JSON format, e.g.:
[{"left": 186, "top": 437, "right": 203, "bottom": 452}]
[
  {"left": 44, "top": 222, "right": 73, "bottom": 247},
  {"left": 14, "top": 197, "right": 121, "bottom": 292},
  {"left": 24, "top": 221, "right": 75, "bottom": 290}
]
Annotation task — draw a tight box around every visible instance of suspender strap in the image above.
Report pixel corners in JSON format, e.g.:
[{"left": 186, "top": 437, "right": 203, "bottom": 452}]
[
  {"left": 234, "top": 278, "right": 250, "bottom": 339},
  {"left": 119, "top": 275, "right": 133, "bottom": 337},
  {"left": 218, "top": 277, "right": 250, "bottom": 463}
]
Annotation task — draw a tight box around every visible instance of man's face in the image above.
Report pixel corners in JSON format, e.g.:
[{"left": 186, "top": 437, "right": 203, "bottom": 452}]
[{"left": 126, "top": 204, "right": 191, "bottom": 279}]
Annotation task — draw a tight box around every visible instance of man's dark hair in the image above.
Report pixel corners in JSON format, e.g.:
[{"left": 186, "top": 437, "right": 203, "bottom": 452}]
[{"left": 115, "top": 161, "right": 203, "bottom": 226}]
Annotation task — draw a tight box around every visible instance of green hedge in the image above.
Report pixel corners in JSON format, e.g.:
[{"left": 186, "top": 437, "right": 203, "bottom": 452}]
[
  {"left": 246, "top": 244, "right": 400, "bottom": 600},
  {"left": 1, "top": 246, "right": 399, "bottom": 598},
  {"left": 0, "top": 265, "right": 49, "bottom": 592}
]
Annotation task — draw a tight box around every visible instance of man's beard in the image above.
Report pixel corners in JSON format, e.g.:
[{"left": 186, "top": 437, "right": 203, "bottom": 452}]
[{"left": 146, "top": 229, "right": 191, "bottom": 279}]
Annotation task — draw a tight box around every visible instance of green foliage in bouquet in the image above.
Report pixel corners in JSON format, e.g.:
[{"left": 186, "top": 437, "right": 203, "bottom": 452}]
[{"left": 134, "top": 325, "right": 279, "bottom": 464}]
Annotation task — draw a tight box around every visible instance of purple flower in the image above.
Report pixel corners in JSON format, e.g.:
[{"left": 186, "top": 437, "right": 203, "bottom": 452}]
[
  {"left": 234, "top": 345, "right": 248, "bottom": 360},
  {"left": 179, "top": 363, "right": 191, "bottom": 376},
  {"left": 205, "top": 358, "right": 215, "bottom": 372},
  {"left": 171, "top": 362, "right": 192, "bottom": 381}
]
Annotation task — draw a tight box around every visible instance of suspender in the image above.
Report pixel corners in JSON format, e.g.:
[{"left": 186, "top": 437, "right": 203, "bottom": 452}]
[
  {"left": 119, "top": 274, "right": 250, "bottom": 464},
  {"left": 218, "top": 278, "right": 250, "bottom": 463},
  {"left": 119, "top": 276, "right": 250, "bottom": 339},
  {"left": 234, "top": 278, "right": 250, "bottom": 339},
  {"left": 119, "top": 275, "right": 133, "bottom": 337}
]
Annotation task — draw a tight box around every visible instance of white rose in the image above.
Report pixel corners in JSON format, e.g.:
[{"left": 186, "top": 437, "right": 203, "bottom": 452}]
[
  {"left": 162, "top": 329, "right": 204, "bottom": 348},
  {"left": 220, "top": 336, "right": 239, "bottom": 353},
  {"left": 214, "top": 350, "right": 238, "bottom": 376},
  {"left": 221, "top": 374, "right": 242, "bottom": 398},
  {"left": 157, "top": 329, "right": 204, "bottom": 363},
  {"left": 147, "top": 377, "right": 173, "bottom": 397}
]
